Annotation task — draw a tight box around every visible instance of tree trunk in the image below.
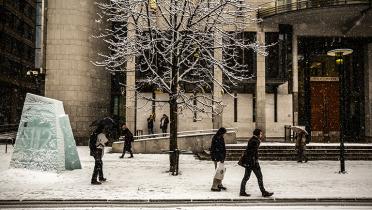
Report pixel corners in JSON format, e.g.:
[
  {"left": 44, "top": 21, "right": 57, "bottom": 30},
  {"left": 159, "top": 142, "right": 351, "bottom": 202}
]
[{"left": 169, "top": 95, "right": 178, "bottom": 175}]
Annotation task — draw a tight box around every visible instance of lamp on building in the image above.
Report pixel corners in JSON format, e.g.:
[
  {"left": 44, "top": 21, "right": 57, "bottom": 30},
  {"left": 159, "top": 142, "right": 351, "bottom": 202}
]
[{"left": 327, "top": 48, "right": 353, "bottom": 174}]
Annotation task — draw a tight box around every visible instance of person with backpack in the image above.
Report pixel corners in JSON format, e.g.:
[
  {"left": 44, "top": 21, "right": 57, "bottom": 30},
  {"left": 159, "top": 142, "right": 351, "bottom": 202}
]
[
  {"left": 90, "top": 126, "right": 109, "bottom": 185},
  {"left": 119, "top": 124, "right": 134, "bottom": 158}
]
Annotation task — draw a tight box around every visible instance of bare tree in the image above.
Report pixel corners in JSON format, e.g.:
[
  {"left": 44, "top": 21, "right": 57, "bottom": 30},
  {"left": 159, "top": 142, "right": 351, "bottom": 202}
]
[{"left": 94, "top": 0, "right": 266, "bottom": 175}]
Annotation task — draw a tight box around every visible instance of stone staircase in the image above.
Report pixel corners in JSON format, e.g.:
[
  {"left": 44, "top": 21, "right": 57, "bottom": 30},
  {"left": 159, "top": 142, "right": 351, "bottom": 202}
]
[{"left": 197, "top": 143, "right": 372, "bottom": 161}]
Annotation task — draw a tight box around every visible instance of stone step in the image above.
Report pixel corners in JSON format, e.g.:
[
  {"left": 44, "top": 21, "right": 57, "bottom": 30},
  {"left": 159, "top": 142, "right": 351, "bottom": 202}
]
[{"left": 197, "top": 144, "right": 372, "bottom": 161}]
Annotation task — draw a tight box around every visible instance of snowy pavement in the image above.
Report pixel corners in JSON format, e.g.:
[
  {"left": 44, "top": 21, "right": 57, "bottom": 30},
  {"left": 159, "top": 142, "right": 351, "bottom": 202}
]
[{"left": 0, "top": 146, "right": 371, "bottom": 201}]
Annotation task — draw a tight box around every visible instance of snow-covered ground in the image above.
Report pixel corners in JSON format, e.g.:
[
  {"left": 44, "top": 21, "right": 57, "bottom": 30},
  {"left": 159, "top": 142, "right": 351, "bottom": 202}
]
[{"left": 0, "top": 145, "right": 371, "bottom": 200}]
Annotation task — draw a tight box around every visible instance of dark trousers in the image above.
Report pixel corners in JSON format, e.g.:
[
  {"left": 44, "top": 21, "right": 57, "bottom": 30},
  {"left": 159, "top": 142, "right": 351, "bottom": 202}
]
[
  {"left": 161, "top": 127, "right": 167, "bottom": 136},
  {"left": 92, "top": 149, "right": 104, "bottom": 181},
  {"left": 148, "top": 127, "right": 154, "bottom": 135},
  {"left": 240, "top": 164, "right": 266, "bottom": 193},
  {"left": 297, "top": 147, "right": 308, "bottom": 162},
  {"left": 122, "top": 146, "right": 133, "bottom": 157}
]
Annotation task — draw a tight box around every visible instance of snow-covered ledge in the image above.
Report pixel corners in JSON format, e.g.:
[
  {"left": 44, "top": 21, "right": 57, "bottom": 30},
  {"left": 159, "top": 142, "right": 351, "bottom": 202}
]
[{"left": 112, "top": 130, "right": 236, "bottom": 154}]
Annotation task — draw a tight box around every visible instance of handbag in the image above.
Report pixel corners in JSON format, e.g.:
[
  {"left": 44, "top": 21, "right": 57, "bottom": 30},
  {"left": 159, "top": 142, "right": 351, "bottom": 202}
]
[
  {"left": 214, "top": 162, "right": 226, "bottom": 180},
  {"left": 238, "top": 152, "right": 248, "bottom": 167}
]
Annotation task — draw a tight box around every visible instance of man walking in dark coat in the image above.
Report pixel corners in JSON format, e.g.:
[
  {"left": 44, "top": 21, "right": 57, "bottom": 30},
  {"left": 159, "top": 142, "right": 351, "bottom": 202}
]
[
  {"left": 239, "top": 128, "right": 273, "bottom": 197},
  {"left": 119, "top": 124, "right": 134, "bottom": 158}
]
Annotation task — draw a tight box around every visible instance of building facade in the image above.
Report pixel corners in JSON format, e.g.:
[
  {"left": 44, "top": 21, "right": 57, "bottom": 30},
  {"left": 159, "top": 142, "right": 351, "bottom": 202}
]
[
  {"left": 123, "top": 0, "right": 372, "bottom": 142},
  {"left": 0, "top": 0, "right": 38, "bottom": 125},
  {"left": 3, "top": 0, "right": 371, "bottom": 144}
]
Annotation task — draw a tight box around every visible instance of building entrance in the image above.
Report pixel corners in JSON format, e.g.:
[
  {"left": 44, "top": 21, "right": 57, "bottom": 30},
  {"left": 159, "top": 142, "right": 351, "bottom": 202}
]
[
  {"left": 298, "top": 37, "right": 366, "bottom": 143},
  {"left": 310, "top": 79, "right": 340, "bottom": 142}
]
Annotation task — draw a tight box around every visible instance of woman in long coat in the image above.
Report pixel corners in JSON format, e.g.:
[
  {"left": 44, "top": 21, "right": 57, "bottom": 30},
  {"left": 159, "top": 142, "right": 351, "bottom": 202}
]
[{"left": 210, "top": 127, "right": 227, "bottom": 191}]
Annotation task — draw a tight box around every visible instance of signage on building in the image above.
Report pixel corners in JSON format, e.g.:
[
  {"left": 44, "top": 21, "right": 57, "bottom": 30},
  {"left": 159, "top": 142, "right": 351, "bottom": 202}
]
[{"left": 310, "top": 77, "right": 339, "bottom": 82}]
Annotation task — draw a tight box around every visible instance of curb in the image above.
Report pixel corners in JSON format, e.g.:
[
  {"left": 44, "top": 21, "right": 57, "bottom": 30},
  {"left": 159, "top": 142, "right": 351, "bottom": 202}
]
[{"left": 1, "top": 198, "right": 372, "bottom": 207}]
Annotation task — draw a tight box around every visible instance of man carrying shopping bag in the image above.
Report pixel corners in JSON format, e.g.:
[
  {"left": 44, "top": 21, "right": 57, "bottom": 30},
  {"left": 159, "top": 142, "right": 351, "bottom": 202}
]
[{"left": 210, "top": 127, "right": 227, "bottom": 191}]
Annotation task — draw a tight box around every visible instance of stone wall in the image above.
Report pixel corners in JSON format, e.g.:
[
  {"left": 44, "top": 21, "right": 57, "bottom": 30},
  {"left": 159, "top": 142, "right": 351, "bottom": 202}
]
[
  {"left": 45, "top": 0, "right": 111, "bottom": 144},
  {"left": 112, "top": 131, "right": 236, "bottom": 154}
]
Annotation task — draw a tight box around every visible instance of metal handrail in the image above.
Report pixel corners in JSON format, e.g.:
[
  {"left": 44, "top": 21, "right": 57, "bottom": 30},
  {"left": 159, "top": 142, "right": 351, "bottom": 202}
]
[
  {"left": 119, "top": 127, "right": 236, "bottom": 141},
  {"left": 258, "top": 0, "right": 370, "bottom": 18}
]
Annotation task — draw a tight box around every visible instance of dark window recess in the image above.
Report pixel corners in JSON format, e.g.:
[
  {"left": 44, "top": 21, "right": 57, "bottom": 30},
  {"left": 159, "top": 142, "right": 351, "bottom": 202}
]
[
  {"left": 265, "top": 25, "right": 292, "bottom": 92},
  {"left": 234, "top": 93, "right": 237, "bottom": 122},
  {"left": 223, "top": 31, "right": 256, "bottom": 90}
]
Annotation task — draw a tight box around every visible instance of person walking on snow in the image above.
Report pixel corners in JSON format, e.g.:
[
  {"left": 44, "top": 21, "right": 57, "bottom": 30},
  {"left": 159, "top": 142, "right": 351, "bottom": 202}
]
[
  {"left": 239, "top": 128, "right": 273, "bottom": 197},
  {"left": 295, "top": 131, "right": 308, "bottom": 163},
  {"left": 91, "top": 127, "right": 109, "bottom": 185},
  {"left": 210, "top": 127, "right": 227, "bottom": 191},
  {"left": 119, "top": 124, "right": 134, "bottom": 158}
]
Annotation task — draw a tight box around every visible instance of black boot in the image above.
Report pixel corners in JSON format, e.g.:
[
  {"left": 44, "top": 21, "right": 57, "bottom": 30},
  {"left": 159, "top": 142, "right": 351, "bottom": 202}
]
[
  {"left": 91, "top": 180, "right": 102, "bottom": 185},
  {"left": 239, "top": 192, "right": 251, "bottom": 197},
  {"left": 262, "top": 191, "right": 274, "bottom": 197},
  {"left": 218, "top": 184, "right": 227, "bottom": 190}
]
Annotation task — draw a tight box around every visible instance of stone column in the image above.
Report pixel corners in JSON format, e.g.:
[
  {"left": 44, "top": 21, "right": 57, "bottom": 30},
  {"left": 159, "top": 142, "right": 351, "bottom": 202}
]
[
  {"left": 256, "top": 28, "right": 266, "bottom": 131},
  {"left": 213, "top": 29, "right": 223, "bottom": 129},
  {"left": 364, "top": 44, "right": 372, "bottom": 142},
  {"left": 126, "top": 19, "right": 136, "bottom": 133},
  {"left": 292, "top": 34, "right": 299, "bottom": 126},
  {"left": 45, "top": 0, "right": 111, "bottom": 144}
]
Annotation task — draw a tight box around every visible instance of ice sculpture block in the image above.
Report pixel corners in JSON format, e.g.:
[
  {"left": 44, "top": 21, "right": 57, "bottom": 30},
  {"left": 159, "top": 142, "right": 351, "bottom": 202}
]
[
  {"left": 60, "top": 115, "right": 82, "bottom": 170},
  {"left": 9, "top": 93, "right": 81, "bottom": 171}
]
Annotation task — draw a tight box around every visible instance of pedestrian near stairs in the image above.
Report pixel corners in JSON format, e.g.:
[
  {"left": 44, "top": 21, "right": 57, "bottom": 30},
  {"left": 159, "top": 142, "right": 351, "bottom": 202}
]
[
  {"left": 119, "top": 124, "right": 134, "bottom": 158},
  {"left": 295, "top": 131, "right": 308, "bottom": 163},
  {"left": 210, "top": 127, "right": 227, "bottom": 192},
  {"left": 239, "top": 128, "right": 273, "bottom": 197}
]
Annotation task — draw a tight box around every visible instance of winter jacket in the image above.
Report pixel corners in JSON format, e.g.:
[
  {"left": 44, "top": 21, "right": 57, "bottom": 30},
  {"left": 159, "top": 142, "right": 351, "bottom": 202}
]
[
  {"left": 96, "top": 133, "right": 109, "bottom": 157},
  {"left": 295, "top": 134, "right": 306, "bottom": 150},
  {"left": 147, "top": 117, "right": 154, "bottom": 129},
  {"left": 243, "top": 135, "right": 260, "bottom": 168},
  {"left": 122, "top": 128, "right": 134, "bottom": 148},
  {"left": 210, "top": 134, "right": 226, "bottom": 162},
  {"left": 160, "top": 116, "right": 169, "bottom": 129}
]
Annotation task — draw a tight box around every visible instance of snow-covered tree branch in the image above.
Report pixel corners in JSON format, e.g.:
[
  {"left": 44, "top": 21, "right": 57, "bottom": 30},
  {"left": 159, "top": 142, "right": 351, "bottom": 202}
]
[{"left": 93, "top": 0, "right": 265, "bottom": 174}]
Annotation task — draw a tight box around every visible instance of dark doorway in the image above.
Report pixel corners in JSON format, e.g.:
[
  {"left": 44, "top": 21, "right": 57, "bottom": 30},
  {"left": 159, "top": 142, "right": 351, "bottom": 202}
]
[{"left": 298, "top": 37, "right": 366, "bottom": 142}]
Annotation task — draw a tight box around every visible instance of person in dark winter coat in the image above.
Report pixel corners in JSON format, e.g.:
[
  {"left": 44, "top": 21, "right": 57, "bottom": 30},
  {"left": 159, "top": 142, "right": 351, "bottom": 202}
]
[
  {"left": 147, "top": 114, "right": 155, "bottom": 135},
  {"left": 119, "top": 124, "right": 134, "bottom": 158},
  {"left": 91, "top": 126, "right": 109, "bottom": 185},
  {"left": 239, "top": 128, "right": 273, "bottom": 197},
  {"left": 210, "top": 127, "right": 227, "bottom": 191},
  {"left": 160, "top": 114, "right": 169, "bottom": 136},
  {"left": 295, "top": 131, "right": 308, "bottom": 163}
]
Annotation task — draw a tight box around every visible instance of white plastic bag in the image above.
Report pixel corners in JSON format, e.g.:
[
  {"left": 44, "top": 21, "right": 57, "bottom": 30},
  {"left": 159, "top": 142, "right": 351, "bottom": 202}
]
[{"left": 214, "top": 162, "right": 226, "bottom": 180}]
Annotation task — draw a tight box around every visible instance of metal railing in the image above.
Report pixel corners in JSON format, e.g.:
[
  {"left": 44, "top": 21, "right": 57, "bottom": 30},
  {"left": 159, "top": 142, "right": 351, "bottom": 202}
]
[
  {"left": 258, "top": 0, "right": 371, "bottom": 18},
  {"left": 120, "top": 127, "right": 236, "bottom": 141}
]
